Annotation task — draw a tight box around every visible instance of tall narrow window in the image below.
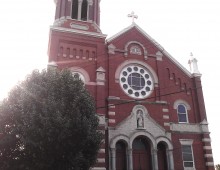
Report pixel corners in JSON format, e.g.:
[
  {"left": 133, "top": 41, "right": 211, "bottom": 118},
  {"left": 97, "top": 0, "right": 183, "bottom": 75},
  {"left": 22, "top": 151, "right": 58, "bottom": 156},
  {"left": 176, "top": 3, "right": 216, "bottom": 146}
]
[
  {"left": 181, "top": 145, "right": 194, "bottom": 168},
  {"left": 81, "top": 0, "right": 88, "bottom": 20},
  {"left": 71, "top": 0, "right": 78, "bottom": 19},
  {"left": 177, "top": 104, "right": 188, "bottom": 123}
]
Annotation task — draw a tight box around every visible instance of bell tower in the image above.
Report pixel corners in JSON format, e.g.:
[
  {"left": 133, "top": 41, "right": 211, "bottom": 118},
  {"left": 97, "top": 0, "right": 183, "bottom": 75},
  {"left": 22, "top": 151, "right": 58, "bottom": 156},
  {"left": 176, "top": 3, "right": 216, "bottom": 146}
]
[
  {"left": 54, "top": 0, "right": 100, "bottom": 25},
  {"left": 48, "top": 1, "right": 107, "bottom": 169},
  {"left": 48, "top": 0, "right": 106, "bottom": 64}
]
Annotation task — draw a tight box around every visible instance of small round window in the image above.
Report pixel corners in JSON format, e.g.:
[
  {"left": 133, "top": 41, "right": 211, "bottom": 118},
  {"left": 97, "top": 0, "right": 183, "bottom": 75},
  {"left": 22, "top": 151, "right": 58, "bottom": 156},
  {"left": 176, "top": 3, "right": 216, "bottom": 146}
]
[{"left": 119, "top": 65, "right": 154, "bottom": 99}]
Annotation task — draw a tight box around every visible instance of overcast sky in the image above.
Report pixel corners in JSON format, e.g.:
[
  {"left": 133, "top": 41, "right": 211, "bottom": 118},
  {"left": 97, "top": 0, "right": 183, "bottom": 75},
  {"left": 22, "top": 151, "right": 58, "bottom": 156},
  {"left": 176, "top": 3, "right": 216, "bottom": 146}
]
[{"left": 0, "top": 0, "right": 220, "bottom": 165}]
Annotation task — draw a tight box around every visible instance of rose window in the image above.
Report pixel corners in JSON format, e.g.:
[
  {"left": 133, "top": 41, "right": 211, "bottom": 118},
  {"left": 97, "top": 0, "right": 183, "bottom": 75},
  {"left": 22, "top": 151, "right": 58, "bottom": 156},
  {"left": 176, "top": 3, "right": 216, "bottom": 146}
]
[{"left": 119, "top": 65, "right": 154, "bottom": 99}]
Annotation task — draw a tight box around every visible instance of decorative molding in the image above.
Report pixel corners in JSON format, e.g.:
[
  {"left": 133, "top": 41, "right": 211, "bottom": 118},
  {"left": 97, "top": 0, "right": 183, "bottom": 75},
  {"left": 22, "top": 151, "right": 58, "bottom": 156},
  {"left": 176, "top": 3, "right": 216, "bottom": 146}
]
[
  {"left": 96, "top": 67, "right": 106, "bottom": 83},
  {"left": 124, "top": 41, "right": 148, "bottom": 59},
  {"left": 70, "top": 67, "right": 90, "bottom": 83},
  {"left": 156, "top": 51, "right": 163, "bottom": 61},
  {"left": 179, "top": 139, "right": 193, "bottom": 145},
  {"left": 50, "top": 26, "right": 107, "bottom": 39},
  {"left": 173, "top": 99, "right": 191, "bottom": 110},
  {"left": 170, "top": 122, "right": 210, "bottom": 134},
  {"left": 70, "top": 22, "right": 89, "bottom": 30},
  {"left": 108, "top": 44, "right": 116, "bottom": 54}
]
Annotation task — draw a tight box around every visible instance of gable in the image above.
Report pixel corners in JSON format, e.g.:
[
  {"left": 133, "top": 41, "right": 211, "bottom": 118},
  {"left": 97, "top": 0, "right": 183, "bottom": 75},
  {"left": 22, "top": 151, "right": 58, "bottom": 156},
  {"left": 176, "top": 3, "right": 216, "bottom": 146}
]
[{"left": 107, "top": 23, "right": 192, "bottom": 78}]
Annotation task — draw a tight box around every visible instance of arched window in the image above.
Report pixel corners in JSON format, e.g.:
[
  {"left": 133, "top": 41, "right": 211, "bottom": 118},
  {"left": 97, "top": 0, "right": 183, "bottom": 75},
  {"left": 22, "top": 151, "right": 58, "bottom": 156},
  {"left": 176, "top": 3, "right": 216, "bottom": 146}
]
[
  {"left": 177, "top": 104, "right": 188, "bottom": 123},
  {"left": 81, "top": 0, "right": 88, "bottom": 21},
  {"left": 71, "top": 0, "right": 78, "bottom": 19},
  {"left": 71, "top": 0, "right": 88, "bottom": 20}
]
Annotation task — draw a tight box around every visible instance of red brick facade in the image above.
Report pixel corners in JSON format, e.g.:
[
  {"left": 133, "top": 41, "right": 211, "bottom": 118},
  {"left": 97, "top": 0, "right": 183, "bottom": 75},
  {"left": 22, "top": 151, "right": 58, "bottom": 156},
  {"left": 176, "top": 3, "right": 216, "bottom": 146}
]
[{"left": 48, "top": 0, "right": 214, "bottom": 169}]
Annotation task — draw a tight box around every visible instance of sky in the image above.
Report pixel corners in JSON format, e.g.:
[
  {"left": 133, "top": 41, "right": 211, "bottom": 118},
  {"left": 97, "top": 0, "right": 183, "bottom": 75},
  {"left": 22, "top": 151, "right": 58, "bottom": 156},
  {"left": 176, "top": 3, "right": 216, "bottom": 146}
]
[{"left": 0, "top": 0, "right": 220, "bottom": 165}]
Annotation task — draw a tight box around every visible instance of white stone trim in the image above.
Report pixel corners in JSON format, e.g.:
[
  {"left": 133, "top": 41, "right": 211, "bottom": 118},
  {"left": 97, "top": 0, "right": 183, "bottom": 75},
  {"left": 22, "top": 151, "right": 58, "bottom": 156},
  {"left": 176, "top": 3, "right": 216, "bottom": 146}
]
[
  {"left": 109, "top": 119, "right": 116, "bottom": 124},
  {"left": 170, "top": 122, "right": 210, "bottom": 133},
  {"left": 124, "top": 41, "right": 148, "bottom": 59},
  {"left": 203, "top": 146, "right": 212, "bottom": 150},
  {"left": 206, "top": 162, "right": 215, "bottom": 166},
  {"left": 97, "top": 158, "right": 105, "bottom": 163},
  {"left": 202, "top": 138, "right": 211, "bottom": 142},
  {"left": 162, "top": 108, "right": 169, "bottom": 112},
  {"left": 50, "top": 26, "right": 107, "bottom": 38},
  {"left": 163, "top": 115, "right": 170, "bottom": 119},
  {"left": 156, "top": 51, "right": 163, "bottom": 61},
  {"left": 98, "top": 115, "right": 105, "bottom": 125},
  {"left": 164, "top": 122, "right": 170, "bottom": 127},
  {"left": 90, "top": 168, "right": 106, "bottom": 170},
  {"left": 108, "top": 112, "right": 116, "bottom": 116},
  {"left": 108, "top": 104, "right": 115, "bottom": 109},
  {"left": 173, "top": 100, "right": 191, "bottom": 110},
  {"left": 156, "top": 137, "right": 173, "bottom": 150},
  {"left": 108, "top": 44, "right": 116, "bottom": 54},
  {"left": 204, "top": 154, "right": 213, "bottom": 158},
  {"left": 70, "top": 66, "right": 90, "bottom": 83},
  {"left": 129, "top": 131, "right": 156, "bottom": 149},
  {"left": 179, "top": 139, "right": 193, "bottom": 145},
  {"left": 99, "top": 149, "right": 105, "bottom": 153}
]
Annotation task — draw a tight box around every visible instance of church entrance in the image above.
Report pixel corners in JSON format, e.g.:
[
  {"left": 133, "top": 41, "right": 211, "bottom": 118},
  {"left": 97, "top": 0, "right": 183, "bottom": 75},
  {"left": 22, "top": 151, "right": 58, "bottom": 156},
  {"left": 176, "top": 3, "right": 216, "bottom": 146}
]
[
  {"left": 132, "top": 137, "right": 152, "bottom": 170},
  {"left": 116, "top": 141, "right": 127, "bottom": 170}
]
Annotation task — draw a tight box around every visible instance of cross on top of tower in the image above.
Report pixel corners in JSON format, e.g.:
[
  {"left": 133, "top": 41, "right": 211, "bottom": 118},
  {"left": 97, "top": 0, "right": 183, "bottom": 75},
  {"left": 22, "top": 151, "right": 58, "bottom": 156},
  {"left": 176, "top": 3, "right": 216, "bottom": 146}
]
[{"left": 128, "top": 11, "right": 138, "bottom": 23}]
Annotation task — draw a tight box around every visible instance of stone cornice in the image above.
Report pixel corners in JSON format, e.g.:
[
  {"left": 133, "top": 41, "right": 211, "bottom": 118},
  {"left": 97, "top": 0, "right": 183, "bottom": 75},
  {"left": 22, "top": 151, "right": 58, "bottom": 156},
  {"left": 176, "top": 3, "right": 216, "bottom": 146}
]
[{"left": 50, "top": 26, "right": 107, "bottom": 39}]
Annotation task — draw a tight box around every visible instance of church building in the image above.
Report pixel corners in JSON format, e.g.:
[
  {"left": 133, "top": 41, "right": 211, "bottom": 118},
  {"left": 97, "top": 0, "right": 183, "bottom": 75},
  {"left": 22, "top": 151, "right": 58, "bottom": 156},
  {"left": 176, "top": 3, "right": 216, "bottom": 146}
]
[{"left": 48, "top": 0, "right": 215, "bottom": 170}]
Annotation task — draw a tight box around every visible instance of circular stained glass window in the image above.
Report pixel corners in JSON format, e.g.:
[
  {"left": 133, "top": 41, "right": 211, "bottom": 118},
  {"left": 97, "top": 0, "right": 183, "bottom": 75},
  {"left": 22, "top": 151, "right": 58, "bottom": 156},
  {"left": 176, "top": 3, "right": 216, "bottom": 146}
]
[{"left": 119, "top": 65, "right": 154, "bottom": 99}]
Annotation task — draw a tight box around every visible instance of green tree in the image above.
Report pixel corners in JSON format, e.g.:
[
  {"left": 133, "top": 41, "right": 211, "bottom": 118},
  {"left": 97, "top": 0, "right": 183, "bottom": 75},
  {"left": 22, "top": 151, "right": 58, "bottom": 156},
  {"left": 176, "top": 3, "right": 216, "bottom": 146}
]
[
  {"left": 0, "top": 69, "right": 102, "bottom": 170},
  {"left": 216, "top": 164, "right": 220, "bottom": 170}
]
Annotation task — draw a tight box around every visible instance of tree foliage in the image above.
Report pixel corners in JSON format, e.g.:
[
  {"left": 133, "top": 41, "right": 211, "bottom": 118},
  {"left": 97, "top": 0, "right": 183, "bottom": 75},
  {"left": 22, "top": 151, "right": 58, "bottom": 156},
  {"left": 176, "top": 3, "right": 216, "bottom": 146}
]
[
  {"left": 0, "top": 69, "right": 102, "bottom": 170},
  {"left": 216, "top": 164, "right": 220, "bottom": 170}
]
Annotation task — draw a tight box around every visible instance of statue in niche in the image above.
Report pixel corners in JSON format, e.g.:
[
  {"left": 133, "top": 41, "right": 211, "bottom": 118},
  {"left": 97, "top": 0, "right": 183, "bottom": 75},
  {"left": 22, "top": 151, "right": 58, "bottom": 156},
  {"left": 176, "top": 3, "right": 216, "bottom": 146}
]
[{"left": 136, "top": 109, "right": 144, "bottom": 128}]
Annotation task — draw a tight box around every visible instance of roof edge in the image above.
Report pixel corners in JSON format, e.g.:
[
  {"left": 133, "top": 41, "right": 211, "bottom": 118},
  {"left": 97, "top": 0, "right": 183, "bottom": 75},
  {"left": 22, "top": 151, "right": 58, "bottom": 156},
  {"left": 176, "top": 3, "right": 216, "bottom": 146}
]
[{"left": 107, "top": 23, "right": 192, "bottom": 77}]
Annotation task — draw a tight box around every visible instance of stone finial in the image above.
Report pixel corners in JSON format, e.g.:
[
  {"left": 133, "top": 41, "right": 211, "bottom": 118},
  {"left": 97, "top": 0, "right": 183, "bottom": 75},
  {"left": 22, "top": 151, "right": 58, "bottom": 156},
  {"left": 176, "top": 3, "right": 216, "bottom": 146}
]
[{"left": 188, "top": 53, "right": 201, "bottom": 76}]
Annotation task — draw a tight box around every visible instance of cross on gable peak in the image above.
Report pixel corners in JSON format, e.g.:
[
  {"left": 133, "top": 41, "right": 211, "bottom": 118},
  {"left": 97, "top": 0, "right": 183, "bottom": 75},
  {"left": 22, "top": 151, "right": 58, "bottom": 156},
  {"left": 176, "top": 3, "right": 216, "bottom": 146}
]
[{"left": 128, "top": 11, "right": 138, "bottom": 23}]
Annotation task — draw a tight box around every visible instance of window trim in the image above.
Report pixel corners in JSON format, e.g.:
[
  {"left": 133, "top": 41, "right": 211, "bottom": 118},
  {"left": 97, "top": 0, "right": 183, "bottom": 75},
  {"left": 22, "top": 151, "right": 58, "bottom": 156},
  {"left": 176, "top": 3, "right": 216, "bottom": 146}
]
[
  {"left": 173, "top": 100, "right": 191, "bottom": 124},
  {"left": 177, "top": 104, "right": 189, "bottom": 123},
  {"left": 180, "top": 139, "right": 195, "bottom": 170}
]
